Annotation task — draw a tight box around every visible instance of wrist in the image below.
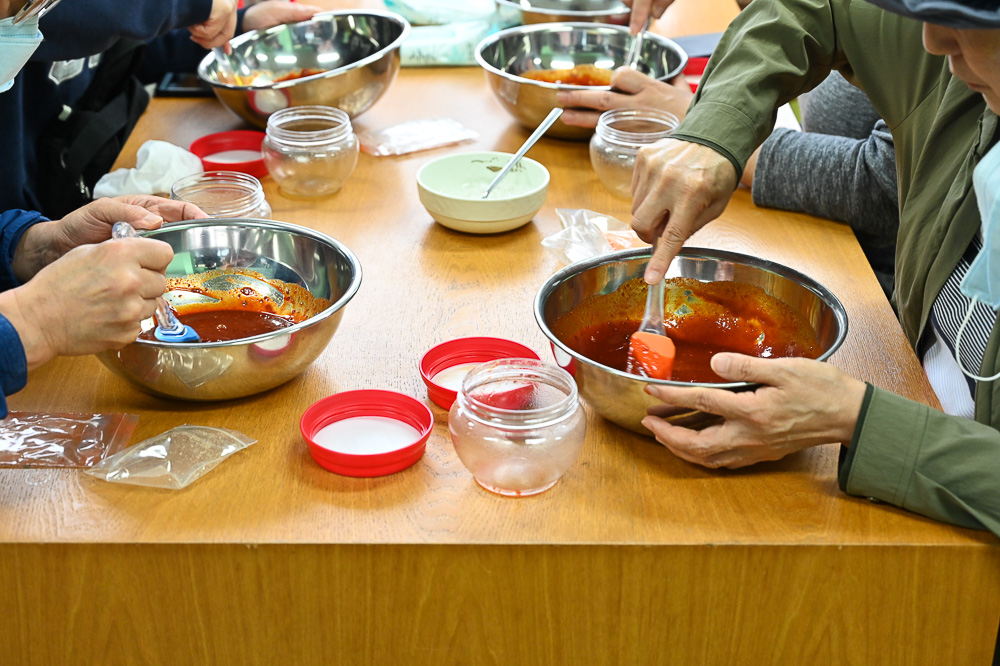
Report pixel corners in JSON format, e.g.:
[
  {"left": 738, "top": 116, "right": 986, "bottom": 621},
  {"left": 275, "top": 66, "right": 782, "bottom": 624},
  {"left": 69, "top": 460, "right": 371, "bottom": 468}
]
[
  {"left": 10, "top": 221, "right": 60, "bottom": 283},
  {"left": 0, "top": 289, "right": 55, "bottom": 370}
]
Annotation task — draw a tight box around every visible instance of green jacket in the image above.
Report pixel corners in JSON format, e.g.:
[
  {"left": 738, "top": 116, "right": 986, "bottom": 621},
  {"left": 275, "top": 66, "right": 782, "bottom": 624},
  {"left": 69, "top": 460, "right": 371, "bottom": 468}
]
[{"left": 673, "top": 0, "right": 1000, "bottom": 535}]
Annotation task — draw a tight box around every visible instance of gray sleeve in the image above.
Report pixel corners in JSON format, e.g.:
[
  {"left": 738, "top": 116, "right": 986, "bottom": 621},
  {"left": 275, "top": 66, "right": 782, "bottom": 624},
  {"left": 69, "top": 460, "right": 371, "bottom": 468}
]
[{"left": 751, "top": 122, "right": 899, "bottom": 239}]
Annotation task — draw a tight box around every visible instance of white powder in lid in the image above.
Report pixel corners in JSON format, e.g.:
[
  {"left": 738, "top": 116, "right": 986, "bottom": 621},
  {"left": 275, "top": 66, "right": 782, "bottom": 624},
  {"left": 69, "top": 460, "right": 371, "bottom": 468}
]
[{"left": 313, "top": 416, "right": 420, "bottom": 455}]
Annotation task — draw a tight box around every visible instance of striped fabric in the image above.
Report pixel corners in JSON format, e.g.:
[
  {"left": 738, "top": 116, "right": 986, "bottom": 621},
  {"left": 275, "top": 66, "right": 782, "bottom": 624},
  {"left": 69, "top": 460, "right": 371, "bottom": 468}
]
[{"left": 927, "top": 233, "right": 999, "bottom": 402}]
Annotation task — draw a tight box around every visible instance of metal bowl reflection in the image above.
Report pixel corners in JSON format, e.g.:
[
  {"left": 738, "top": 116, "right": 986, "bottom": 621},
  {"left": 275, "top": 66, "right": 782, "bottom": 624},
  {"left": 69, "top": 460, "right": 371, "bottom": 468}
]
[
  {"left": 96, "top": 219, "right": 362, "bottom": 401},
  {"left": 475, "top": 22, "right": 687, "bottom": 140},
  {"left": 197, "top": 10, "right": 410, "bottom": 129},
  {"left": 495, "top": 0, "right": 631, "bottom": 25},
  {"left": 534, "top": 248, "right": 849, "bottom": 434}
]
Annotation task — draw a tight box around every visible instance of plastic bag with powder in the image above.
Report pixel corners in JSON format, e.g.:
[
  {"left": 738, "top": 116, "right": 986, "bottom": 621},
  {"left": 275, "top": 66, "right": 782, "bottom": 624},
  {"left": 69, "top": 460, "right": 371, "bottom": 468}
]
[
  {"left": 358, "top": 118, "right": 478, "bottom": 156},
  {"left": 85, "top": 425, "right": 256, "bottom": 489}
]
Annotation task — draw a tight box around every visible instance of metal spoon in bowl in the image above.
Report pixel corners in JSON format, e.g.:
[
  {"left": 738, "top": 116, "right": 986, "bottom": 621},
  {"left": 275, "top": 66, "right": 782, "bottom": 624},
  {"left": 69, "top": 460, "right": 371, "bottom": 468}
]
[
  {"left": 481, "top": 107, "right": 564, "bottom": 199},
  {"left": 111, "top": 222, "right": 201, "bottom": 343},
  {"left": 624, "top": 16, "right": 653, "bottom": 70}
]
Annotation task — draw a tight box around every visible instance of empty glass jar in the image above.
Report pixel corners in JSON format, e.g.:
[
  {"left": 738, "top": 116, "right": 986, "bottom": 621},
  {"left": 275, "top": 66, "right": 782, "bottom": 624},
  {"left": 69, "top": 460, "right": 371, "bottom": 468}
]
[
  {"left": 589, "top": 108, "right": 679, "bottom": 198},
  {"left": 448, "top": 358, "right": 586, "bottom": 497},
  {"left": 262, "top": 105, "right": 359, "bottom": 198},
  {"left": 170, "top": 171, "right": 271, "bottom": 218}
]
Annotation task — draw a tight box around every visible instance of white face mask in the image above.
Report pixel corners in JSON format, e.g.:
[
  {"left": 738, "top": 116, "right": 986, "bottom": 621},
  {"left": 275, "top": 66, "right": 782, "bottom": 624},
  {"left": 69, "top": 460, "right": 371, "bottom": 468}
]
[
  {"left": 0, "top": 14, "right": 42, "bottom": 93},
  {"left": 954, "top": 139, "right": 1000, "bottom": 382}
]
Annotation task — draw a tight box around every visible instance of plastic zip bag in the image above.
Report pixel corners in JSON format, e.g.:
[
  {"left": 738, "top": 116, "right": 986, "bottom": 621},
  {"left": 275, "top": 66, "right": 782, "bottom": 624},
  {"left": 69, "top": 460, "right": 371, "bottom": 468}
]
[
  {"left": 0, "top": 411, "right": 138, "bottom": 468},
  {"left": 85, "top": 425, "right": 256, "bottom": 489},
  {"left": 358, "top": 118, "right": 478, "bottom": 156},
  {"left": 541, "top": 208, "right": 648, "bottom": 265}
]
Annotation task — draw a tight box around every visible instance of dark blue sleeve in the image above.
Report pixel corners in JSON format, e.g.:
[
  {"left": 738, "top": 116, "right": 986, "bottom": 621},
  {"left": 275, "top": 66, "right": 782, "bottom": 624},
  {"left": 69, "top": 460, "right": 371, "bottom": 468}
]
[
  {"left": 34, "top": 0, "right": 214, "bottom": 62},
  {"left": 138, "top": 8, "right": 248, "bottom": 84},
  {"left": 0, "top": 209, "right": 48, "bottom": 291},
  {"left": 0, "top": 314, "right": 28, "bottom": 418}
]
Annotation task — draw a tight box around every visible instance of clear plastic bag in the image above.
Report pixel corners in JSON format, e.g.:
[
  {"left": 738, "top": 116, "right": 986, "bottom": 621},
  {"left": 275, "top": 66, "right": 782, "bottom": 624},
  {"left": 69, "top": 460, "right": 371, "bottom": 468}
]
[
  {"left": 0, "top": 411, "right": 138, "bottom": 468},
  {"left": 541, "top": 208, "right": 648, "bottom": 265},
  {"left": 358, "top": 118, "right": 478, "bottom": 156},
  {"left": 85, "top": 425, "right": 256, "bottom": 489}
]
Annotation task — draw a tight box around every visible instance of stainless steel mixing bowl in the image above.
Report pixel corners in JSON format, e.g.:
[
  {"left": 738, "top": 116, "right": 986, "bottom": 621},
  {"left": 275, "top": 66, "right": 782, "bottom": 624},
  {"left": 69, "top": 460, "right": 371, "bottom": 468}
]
[
  {"left": 534, "top": 248, "right": 849, "bottom": 434},
  {"left": 475, "top": 22, "right": 687, "bottom": 140},
  {"left": 96, "top": 220, "right": 362, "bottom": 401},
  {"left": 495, "top": 0, "right": 631, "bottom": 25},
  {"left": 197, "top": 10, "right": 410, "bottom": 129}
]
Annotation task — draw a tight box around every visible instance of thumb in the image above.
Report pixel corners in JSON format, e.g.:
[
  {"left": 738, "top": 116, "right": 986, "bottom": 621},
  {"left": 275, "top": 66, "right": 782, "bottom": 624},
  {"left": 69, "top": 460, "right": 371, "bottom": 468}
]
[{"left": 710, "top": 353, "right": 783, "bottom": 385}]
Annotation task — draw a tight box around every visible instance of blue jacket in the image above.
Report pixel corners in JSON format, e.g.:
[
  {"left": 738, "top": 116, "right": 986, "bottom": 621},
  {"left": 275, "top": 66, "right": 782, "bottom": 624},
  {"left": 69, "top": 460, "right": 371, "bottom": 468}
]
[
  {"left": 0, "top": 209, "right": 47, "bottom": 417},
  {"left": 0, "top": 0, "right": 214, "bottom": 213}
]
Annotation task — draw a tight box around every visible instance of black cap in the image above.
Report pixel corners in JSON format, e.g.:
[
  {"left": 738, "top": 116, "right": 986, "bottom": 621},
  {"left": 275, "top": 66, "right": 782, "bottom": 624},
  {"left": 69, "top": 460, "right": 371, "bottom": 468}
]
[{"left": 865, "top": 0, "right": 1000, "bottom": 28}]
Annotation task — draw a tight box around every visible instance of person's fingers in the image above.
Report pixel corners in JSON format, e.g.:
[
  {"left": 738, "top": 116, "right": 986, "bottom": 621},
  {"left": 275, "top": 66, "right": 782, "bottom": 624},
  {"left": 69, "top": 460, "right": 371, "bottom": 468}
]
[
  {"left": 641, "top": 416, "right": 733, "bottom": 466},
  {"left": 645, "top": 383, "right": 752, "bottom": 422},
  {"left": 559, "top": 108, "right": 603, "bottom": 128},
  {"left": 117, "top": 237, "right": 174, "bottom": 273},
  {"left": 609, "top": 66, "right": 652, "bottom": 94},
  {"left": 117, "top": 195, "right": 208, "bottom": 223},
  {"left": 135, "top": 269, "right": 168, "bottom": 300},
  {"left": 710, "top": 353, "right": 791, "bottom": 387},
  {"left": 633, "top": 194, "right": 697, "bottom": 283}
]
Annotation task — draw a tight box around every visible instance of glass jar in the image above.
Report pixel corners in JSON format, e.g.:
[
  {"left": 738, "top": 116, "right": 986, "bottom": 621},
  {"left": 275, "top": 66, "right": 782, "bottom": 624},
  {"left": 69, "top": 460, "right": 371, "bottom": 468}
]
[
  {"left": 589, "top": 108, "right": 679, "bottom": 199},
  {"left": 170, "top": 170, "right": 272, "bottom": 219},
  {"left": 262, "top": 105, "right": 359, "bottom": 198},
  {"left": 448, "top": 358, "right": 586, "bottom": 497}
]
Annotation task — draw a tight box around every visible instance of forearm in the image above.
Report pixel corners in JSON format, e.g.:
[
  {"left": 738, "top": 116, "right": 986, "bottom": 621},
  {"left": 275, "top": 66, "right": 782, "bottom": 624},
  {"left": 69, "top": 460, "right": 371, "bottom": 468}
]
[
  {"left": 840, "top": 385, "right": 1000, "bottom": 536},
  {"left": 672, "top": 0, "right": 845, "bottom": 176},
  {"left": 752, "top": 126, "right": 899, "bottom": 235}
]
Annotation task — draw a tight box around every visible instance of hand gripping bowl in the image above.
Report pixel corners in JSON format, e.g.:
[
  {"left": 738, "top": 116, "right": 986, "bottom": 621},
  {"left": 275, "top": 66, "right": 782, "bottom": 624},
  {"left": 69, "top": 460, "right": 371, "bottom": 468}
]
[
  {"left": 96, "top": 220, "right": 362, "bottom": 401},
  {"left": 197, "top": 10, "right": 410, "bottom": 129},
  {"left": 533, "top": 247, "right": 849, "bottom": 434},
  {"left": 475, "top": 22, "right": 687, "bottom": 140},
  {"left": 494, "top": 0, "right": 631, "bottom": 25}
]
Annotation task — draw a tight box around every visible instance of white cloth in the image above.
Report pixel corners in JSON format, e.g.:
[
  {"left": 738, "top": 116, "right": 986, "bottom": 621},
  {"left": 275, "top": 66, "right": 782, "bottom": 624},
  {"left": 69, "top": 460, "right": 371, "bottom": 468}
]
[
  {"left": 93, "top": 140, "right": 203, "bottom": 198},
  {"left": 923, "top": 328, "right": 976, "bottom": 419}
]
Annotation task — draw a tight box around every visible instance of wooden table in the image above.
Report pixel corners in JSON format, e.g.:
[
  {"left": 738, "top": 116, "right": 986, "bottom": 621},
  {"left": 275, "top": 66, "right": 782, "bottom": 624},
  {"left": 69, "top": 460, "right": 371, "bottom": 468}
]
[{"left": 3, "top": 1, "right": 998, "bottom": 663}]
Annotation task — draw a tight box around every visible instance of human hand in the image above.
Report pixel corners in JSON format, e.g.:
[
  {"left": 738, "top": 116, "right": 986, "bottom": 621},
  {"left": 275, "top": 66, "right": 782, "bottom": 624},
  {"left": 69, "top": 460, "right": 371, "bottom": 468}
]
[
  {"left": 0, "top": 236, "right": 173, "bottom": 369},
  {"left": 641, "top": 354, "right": 867, "bottom": 468},
  {"left": 243, "top": 1, "right": 321, "bottom": 33},
  {"left": 631, "top": 138, "right": 738, "bottom": 283},
  {"left": 189, "top": 0, "right": 238, "bottom": 50},
  {"left": 12, "top": 196, "right": 206, "bottom": 283},
  {"left": 557, "top": 68, "right": 693, "bottom": 128},
  {"left": 622, "top": 0, "right": 675, "bottom": 35}
]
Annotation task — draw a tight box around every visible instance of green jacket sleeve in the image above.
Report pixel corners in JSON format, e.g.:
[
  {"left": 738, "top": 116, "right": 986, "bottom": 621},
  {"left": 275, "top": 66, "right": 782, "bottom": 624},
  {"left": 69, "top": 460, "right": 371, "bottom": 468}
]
[
  {"left": 673, "top": 0, "right": 931, "bottom": 179},
  {"left": 840, "top": 385, "right": 1000, "bottom": 535}
]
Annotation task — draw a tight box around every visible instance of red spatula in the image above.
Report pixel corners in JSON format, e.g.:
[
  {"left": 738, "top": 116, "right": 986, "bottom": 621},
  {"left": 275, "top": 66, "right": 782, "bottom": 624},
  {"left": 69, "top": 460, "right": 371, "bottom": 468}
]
[{"left": 628, "top": 249, "right": 675, "bottom": 380}]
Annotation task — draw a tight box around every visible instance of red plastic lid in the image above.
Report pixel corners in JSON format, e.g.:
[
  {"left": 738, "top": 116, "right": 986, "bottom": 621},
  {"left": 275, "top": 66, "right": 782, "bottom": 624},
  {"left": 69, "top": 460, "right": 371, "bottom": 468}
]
[
  {"left": 419, "top": 337, "right": 541, "bottom": 410},
  {"left": 300, "top": 390, "right": 433, "bottom": 478},
  {"left": 189, "top": 130, "right": 267, "bottom": 179}
]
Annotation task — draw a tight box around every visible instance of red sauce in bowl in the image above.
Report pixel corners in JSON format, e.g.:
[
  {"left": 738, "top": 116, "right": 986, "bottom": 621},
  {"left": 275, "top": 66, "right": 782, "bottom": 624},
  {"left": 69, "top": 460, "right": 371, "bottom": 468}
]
[
  {"left": 139, "top": 309, "right": 294, "bottom": 343},
  {"left": 553, "top": 278, "right": 822, "bottom": 383}
]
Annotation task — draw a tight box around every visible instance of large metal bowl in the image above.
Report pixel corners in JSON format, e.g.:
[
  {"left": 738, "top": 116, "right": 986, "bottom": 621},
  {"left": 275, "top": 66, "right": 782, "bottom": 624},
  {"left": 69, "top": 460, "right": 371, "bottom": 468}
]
[
  {"left": 475, "top": 22, "right": 687, "bottom": 140},
  {"left": 96, "top": 220, "right": 362, "bottom": 401},
  {"left": 197, "top": 10, "right": 410, "bottom": 129},
  {"left": 495, "top": 0, "right": 631, "bottom": 25},
  {"left": 534, "top": 248, "right": 849, "bottom": 434}
]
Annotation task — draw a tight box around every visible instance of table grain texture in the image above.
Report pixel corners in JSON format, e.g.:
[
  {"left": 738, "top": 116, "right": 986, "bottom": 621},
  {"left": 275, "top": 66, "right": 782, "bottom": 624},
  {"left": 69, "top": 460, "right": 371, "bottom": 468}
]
[{"left": 3, "top": 0, "right": 998, "bottom": 664}]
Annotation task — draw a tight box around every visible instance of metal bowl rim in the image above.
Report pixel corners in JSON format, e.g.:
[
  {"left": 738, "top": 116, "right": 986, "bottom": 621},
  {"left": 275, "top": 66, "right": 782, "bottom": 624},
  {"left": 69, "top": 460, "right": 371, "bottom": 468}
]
[
  {"left": 493, "top": 0, "right": 631, "bottom": 18},
  {"left": 133, "top": 218, "right": 363, "bottom": 349},
  {"left": 474, "top": 21, "right": 688, "bottom": 89},
  {"left": 198, "top": 9, "right": 411, "bottom": 90},
  {"left": 532, "top": 246, "right": 850, "bottom": 388}
]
